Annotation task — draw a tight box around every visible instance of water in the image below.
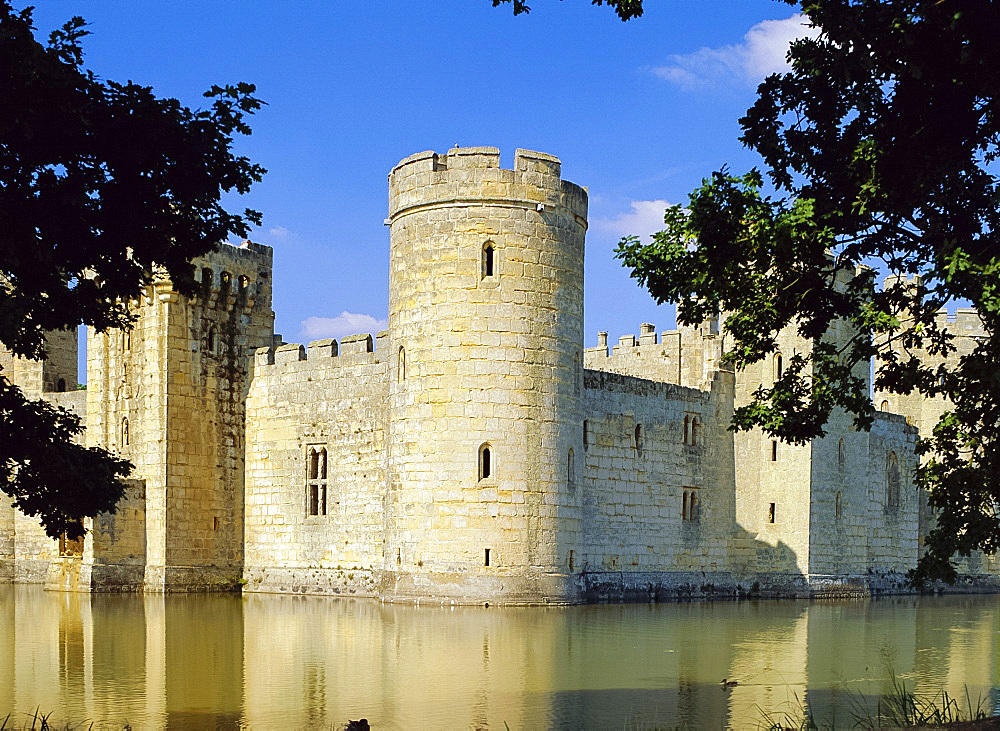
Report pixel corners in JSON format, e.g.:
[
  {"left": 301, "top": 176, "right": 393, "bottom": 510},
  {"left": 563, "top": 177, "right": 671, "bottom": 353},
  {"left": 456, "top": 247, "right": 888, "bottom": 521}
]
[{"left": 1, "top": 586, "right": 997, "bottom": 729}]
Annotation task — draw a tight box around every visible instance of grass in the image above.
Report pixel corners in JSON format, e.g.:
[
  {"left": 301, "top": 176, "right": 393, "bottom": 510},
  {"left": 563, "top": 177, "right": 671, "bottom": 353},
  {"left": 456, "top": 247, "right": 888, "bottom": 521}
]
[
  {"left": 1, "top": 710, "right": 131, "bottom": 731},
  {"left": 757, "top": 676, "right": 994, "bottom": 729}
]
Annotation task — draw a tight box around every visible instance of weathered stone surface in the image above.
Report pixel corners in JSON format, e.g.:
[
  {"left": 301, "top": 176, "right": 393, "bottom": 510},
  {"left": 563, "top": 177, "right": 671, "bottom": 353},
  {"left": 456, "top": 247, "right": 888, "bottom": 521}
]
[{"left": 1, "top": 149, "right": 996, "bottom": 602}]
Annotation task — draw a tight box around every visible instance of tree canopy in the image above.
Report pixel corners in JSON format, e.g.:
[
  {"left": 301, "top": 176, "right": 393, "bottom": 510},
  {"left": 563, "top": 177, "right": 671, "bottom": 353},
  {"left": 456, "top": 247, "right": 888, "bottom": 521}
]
[
  {"left": 615, "top": 0, "right": 1000, "bottom": 583},
  {"left": 0, "top": 1, "right": 264, "bottom": 537}
]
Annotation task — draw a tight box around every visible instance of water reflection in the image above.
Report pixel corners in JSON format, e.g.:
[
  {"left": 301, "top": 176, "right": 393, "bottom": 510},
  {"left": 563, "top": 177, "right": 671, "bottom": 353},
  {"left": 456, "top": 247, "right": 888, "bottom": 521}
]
[{"left": 1, "top": 587, "right": 997, "bottom": 728}]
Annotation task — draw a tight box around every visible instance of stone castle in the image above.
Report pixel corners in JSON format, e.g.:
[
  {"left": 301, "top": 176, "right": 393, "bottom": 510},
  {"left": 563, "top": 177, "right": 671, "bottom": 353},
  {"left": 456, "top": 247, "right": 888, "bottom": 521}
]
[{"left": 1, "top": 147, "right": 996, "bottom": 603}]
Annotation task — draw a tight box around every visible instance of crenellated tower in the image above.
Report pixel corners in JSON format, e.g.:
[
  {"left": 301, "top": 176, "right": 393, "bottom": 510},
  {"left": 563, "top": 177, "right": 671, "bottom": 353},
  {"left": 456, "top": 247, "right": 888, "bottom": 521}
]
[
  {"left": 385, "top": 147, "right": 588, "bottom": 602},
  {"left": 85, "top": 241, "right": 274, "bottom": 591}
]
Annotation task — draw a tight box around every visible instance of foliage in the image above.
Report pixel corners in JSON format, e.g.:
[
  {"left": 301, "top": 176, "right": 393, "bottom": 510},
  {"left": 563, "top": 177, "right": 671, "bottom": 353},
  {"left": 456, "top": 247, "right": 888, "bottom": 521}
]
[
  {"left": 615, "top": 0, "right": 1000, "bottom": 583},
  {"left": 490, "top": 0, "right": 643, "bottom": 21},
  {"left": 0, "top": 1, "right": 264, "bottom": 537}
]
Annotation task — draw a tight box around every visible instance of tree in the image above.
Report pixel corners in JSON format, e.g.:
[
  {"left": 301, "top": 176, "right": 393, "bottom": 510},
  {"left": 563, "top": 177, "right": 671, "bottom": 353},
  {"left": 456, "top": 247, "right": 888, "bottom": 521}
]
[
  {"left": 615, "top": 0, "right": 1000, "bottom": 583},
  {"left": 0, "top": 1, "right": 265, "bottom": 538},
  {"left": 491, "top": 0, "right": 644, "bottom": 21}
]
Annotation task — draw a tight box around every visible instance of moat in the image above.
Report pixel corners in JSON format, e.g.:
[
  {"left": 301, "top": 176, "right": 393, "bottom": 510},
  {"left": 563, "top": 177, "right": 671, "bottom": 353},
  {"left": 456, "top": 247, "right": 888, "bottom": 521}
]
[{"left": 2, "top": 587, "right": 998, "bottom": 728}]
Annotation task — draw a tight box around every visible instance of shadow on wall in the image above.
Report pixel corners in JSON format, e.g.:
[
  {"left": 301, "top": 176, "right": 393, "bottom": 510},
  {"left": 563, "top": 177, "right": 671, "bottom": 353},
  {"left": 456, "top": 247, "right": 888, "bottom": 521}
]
[{"left": 579, "top": 525, "right": 804, "bottom": 602}]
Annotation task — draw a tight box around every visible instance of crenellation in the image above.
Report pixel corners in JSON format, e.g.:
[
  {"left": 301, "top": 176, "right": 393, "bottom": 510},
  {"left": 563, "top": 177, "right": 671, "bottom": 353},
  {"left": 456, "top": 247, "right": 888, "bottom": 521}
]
[{"left": 4, "top": 148, "right": 993, "bottom": 602}]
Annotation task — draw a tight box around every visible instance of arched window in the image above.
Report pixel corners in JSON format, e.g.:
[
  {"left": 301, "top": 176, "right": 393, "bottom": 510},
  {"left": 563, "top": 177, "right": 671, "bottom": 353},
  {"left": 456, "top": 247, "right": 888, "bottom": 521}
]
[
  {"left": 567, "top": 448, "right": 575, "bottom": 489},
  {"left": 835, "top": 491, "right": 843, "bottom": 518},
  {"left": 479, "top": 443, "right": 493, "bottom": 481},
  {"left": 306, "top": 445, "right": 328, "bottom": 517},
  {"left": 887, "top": 452, "right": 901, "bottom": 508},
  {"left": 775, "top": 353, "right": 783, "bottom": 380},
  {"left": 121, "top": 417, "right": 129, "bottom": 447},
  {"left": 207, "top": 327, "right": 217, "bottom": 354},
  {"left": 221, "top": 271, "right": 231, "bottom": 287},
  {"left": 691, "top": 417, "right": 700, "bottom": 446},
  {"left": 56, "top": 378, "right": 66, "bottom": 393},
  {"left": 398, "top": 346, "right": 406, "bottom": 382},
  {"left": 838, "top": 438, "right": 846, "bottom": 468},
  {"left": 482, "top": 242, "right": 495, "bottom": 279},
  {"left": 238, "top": 275, "right": 250, "bottom": 292},
  {"left": 880, "top": 400, "right": 890, "bottom": 412},
  {"left": 202, "top": 267, "right": 213, "bottom": 287},
  {"left": 308, "top": 448, "right": 319, "bottom": 480},
  {"left": 583, "top": 420, "right": 590, "bottom": 450},
  {"left": 683, "top": 415, "right": 690, "bottom": 445},
  {"left": 634, "top": 424, "right": 643, "bottom": 456}
]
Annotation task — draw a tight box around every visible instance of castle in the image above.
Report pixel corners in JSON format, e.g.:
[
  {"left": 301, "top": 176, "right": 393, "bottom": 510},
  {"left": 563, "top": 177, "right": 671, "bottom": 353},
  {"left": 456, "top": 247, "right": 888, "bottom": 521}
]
[{"left": 1, "top": 147, "right": 996, "bottom": 603}]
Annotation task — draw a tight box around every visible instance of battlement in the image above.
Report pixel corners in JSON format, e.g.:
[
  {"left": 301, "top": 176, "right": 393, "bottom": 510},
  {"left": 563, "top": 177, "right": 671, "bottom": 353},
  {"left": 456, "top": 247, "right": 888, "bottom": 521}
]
[
  {"left": 253, "top": 330, "right": 387, "bottom": 370},
  {"left": 186, "top": 241, "right": 273, "bottom": 311},
  {"left": 883, "top": 273, "right": 924, "bottom": 291},
  {"left": 934, "top": 307, "right": 984, "bottom": 335},
  {"left": 387, "top": 146, "right": 587, "bottom": 227}
]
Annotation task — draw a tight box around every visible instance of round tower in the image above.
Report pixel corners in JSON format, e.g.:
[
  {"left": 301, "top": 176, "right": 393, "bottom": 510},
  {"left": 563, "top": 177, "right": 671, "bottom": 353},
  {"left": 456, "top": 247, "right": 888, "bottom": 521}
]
[{"left": 385, "top": 147, "right": 587, "bottom": 603}]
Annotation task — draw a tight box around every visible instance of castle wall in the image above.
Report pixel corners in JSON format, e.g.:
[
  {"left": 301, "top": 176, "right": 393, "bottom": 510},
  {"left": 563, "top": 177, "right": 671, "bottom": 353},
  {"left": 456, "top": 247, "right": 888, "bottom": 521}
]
[
  {"left": 579, "top": 370, "right": 735, "bottom": 583},
  {"left": 243, "top": 338, "right": 388, "bottom": 596},
  {"left": 806, "top": 412, "right": 919, "bottom": 588},
  {"left": 1, "top": 338, "right": 84, "bottom": 584}
]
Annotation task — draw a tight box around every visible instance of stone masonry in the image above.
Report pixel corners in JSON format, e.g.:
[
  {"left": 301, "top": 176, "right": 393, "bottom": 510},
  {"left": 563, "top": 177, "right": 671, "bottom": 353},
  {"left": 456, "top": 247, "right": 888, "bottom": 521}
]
[{"left": 1, "top": 147, "right": 996, "bottom": 603}]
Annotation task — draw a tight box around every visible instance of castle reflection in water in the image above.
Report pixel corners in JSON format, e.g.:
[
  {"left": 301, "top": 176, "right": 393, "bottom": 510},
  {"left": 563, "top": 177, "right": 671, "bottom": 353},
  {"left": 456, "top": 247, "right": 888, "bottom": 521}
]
[{"left": 2, "top": 587, "right": 998, "bottom": 728}]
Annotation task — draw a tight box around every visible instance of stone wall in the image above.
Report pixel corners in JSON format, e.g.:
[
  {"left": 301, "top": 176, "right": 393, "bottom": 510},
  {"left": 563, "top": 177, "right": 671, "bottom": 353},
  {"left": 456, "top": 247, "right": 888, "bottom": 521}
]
[
  {"left": 579, "top": 370, "right": 735, "bottom": 582},
  {"left": 85, "top": 241, "right": 274, "bottom": 592},
  {"left": 244, "top": 336, "right": 388, "bottom": 596},
  {"left": 383, "top": 147, "right": 587, "bottom": 603}
]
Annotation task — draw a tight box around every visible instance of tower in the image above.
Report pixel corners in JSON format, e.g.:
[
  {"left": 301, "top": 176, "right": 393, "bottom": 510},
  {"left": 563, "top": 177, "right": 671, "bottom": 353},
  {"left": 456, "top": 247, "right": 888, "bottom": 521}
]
[
  {"left": 385, "top": 147, "right": 588, "bottom": 602},
  {"left": 85, "top": 242, "right": 274, "bottom": 591}
]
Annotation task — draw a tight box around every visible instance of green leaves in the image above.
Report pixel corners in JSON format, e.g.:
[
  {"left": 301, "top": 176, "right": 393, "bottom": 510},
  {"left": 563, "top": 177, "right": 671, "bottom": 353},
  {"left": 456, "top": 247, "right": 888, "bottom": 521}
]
[
  {"left": 0, "top": 0, "right": 264, "bottom": 536},
  {"left": 617, "top": 0, "right": 1000, "bottom": 583}
]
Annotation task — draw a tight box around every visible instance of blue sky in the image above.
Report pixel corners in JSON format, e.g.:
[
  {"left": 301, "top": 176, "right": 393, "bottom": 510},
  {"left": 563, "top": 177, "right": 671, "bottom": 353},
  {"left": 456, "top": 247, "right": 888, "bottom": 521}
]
[{"left": 30, "top": 1, "right": 817, "bottom": 356}]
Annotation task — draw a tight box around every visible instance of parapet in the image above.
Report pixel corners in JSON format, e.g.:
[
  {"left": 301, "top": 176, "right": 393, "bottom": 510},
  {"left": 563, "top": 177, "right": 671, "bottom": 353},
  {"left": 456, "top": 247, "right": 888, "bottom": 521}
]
[
  {"left": 387, "top": 146, "right": 587, "bottom": 228},
  {"left": 934, "top": 307, "right": 984, "bottom": 336},
  {"left": 252, "top": 331, "right": 382, "bottom": 372}
]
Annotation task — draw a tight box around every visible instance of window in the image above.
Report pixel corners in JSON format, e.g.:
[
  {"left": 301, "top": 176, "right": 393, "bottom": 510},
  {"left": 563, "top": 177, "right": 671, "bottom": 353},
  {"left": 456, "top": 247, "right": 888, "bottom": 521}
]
[
  {"left": 306, "top": 445, "right": 328, "bottom": 517},
  {"left": 568, "top": 550, "right": 575, "bottom": 571},
  {"left": 682, "top": 487, "right": 700, "bottom": 522},
  {"left": 207, "top": 327, "right": 217, "bottom": 354},
  {"left": 887, "top": 451, "right": 900, "bottom": 508},
  {"left": 683, "top": 415, "right": 690, "bottom": 445},
  {"left": 880, "top": 400, "right": 890, "bottom": 412},
  {"left": 56, "top": 378, "right": 66, "bottom": 393},
  {"left": 398, "top": 346, "right": 406, "bottom": 382},
  {"left": 202, "top": 267, "right": 213, "bottom": 287},
  {"left": 479, "top": 443, "right": 493, "bottom": 481},
  {"left": 691, "top": 417, "right": 700, "bottom": 446},
  {"left": 771, "top": 440, "right": 778, "bottom": 462},
  {"left": 768, "top": 503, "right": 776, "bottom": 524},
  {"left": 484, "top": 548, "right": 491, "bottom": 567},
  {"left": 567, "top": 448, "right": 575, "bottom": 489},
  {"left": 583, "top": 420, "right": 590, "bottom": 450},
  {"left": 574, "top": 353, "right": 581, "bottom": 396},
  {"left": 58, "top": 522, "right": 85, "bottom": 558},
  {"left": 634, "top": 424, "right": 643, "bottom": 456},
  {"left": 121, "top": 418, "right": 129, "bottom": 448},
  {"left": 838, "top": 438, "right": 846, "bottom": 468},
  {"left": 775, "top": 353, "right": 783, "bottom": 380},
  {"left": 835, "top": 491, "right": 843, "bottom": 519},
  {"left": 238, "top": 274, "right": 250, "bottom": 292},
  {"left": 482, "top": 242, "right": 495, "bottom": 278}
]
